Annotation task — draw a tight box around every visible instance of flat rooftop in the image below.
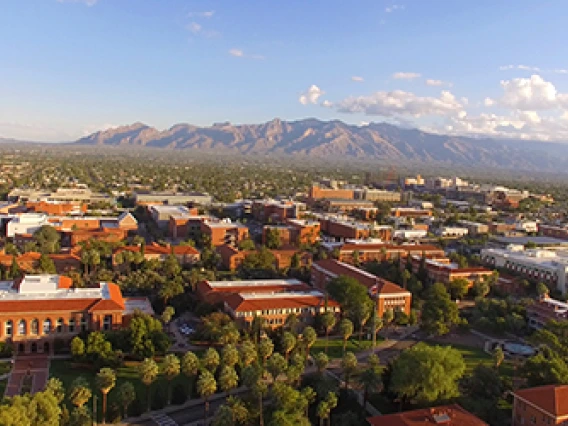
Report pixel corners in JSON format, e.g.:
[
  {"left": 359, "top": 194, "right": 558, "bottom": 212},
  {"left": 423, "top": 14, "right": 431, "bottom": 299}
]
[
  {"left": 493, "top": 236, "right": 568, "bottom": 246},
  {"left": 206, "top": 279, "right": 303, "bottom": 288}
]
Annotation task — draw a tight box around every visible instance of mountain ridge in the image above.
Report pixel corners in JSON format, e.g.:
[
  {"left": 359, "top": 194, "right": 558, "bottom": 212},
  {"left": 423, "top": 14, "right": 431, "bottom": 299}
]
[{"left": 59, "top": 118, "right": 568, "bottom": 172}]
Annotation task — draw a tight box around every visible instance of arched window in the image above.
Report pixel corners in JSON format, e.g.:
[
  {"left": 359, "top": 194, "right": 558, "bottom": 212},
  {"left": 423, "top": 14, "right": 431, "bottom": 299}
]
[
  {"left": 43, "top": 319, "right": 52, "bottom": 334},
  {"left": 18, "top": 320, "right": 26, "bottom": 336},
  {"left": 30, "top": 319, "right": 39, "bottom": 335},
  {"left": 103, "top": 315, "right": 112, "bottom": 331},
  {"left": 68, "top": 318, "right": 75, "bottom": 333},
  {"left": 5, "top": 320, "right": 12, "bottom": 337},
  {"left": 56, "top": 318, "right": 64, "bottom": 333}
]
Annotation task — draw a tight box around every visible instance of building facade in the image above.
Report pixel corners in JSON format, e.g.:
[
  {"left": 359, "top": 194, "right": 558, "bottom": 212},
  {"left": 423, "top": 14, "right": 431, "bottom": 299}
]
[{"left": 512, "top": 385, "right": 568, "bottom": 426}]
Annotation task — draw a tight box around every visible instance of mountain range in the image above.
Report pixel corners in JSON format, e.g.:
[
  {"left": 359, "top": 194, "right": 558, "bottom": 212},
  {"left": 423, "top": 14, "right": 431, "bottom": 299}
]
[{"left": 68, "top": 118, "right": 568, "bottom": 172}]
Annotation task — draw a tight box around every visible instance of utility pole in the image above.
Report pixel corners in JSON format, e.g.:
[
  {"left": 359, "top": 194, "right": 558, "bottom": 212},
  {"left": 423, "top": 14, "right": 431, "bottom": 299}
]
[{"left": 93, "top": 394, "right": 98, "bottom": 426}]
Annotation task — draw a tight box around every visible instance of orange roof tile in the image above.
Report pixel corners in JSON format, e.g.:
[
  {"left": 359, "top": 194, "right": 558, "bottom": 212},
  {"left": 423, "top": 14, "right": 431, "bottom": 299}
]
[
  {"left": 367, "top": 404, "right": 487, "bottom": 426},
  {"left": 224, "top": 293, "right": 339, "bottom": 312},
  {"left": 514, "top": 385, "right": 568, "bottom": 417}
]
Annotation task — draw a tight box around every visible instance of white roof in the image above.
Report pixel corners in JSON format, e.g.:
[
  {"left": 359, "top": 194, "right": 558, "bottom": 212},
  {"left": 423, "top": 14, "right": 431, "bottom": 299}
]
[{"left": 206, "top": 279, "right": 303, "bottom": 288}]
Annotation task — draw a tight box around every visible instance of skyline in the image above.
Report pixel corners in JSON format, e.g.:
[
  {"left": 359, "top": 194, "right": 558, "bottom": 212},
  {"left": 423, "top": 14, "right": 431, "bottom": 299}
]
[{"left": 1, "top": 0, "right": 568, "bottom": 142}]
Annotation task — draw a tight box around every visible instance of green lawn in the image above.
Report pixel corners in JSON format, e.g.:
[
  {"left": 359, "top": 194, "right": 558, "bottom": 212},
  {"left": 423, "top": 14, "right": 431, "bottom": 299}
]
[
  {"left": 50, "top": 359, "right": 193, "bottom": 422},
  {"left": 310, "top": 337, "right": 381, "bottom": 359}
]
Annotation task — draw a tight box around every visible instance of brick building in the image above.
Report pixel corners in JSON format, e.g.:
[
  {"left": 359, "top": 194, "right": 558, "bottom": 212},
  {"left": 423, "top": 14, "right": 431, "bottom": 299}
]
[
  {"left": 26, "top": 201, "right": 87, "bottom": 216},
  {"left": 262, "top": 220, "right": 320, "bottom": 247},
  {"left": 251, "top": 200, "right": 304, "bottom": 223},
  {"left": 0, "top": 252, "right": 82, "bottom": 274},
  {"left": 0, "top": 275, "right": 151, "bottom": 354},
  {"left": 526, "top": 296, "right": 568, "bottom": 329},
  {"left": 113, "top": 243, "right": 200, "bottom": 267},
  {"left": 407, "top": 255, "right": 494, "bottom": 287},
  {"left": 311, "top": 259, "right": 411, "bottom": 317},
  {"left": 391, "top": 207, "right": 433, "bottom": 218},
  {"left": 168, "top": 214, "right": 209, "bottom": 240},
  {"left": 196, "top": 279, "right": 310, "bottom": 305},
  {"left": 539, "top": 224, "right": 568, "bottom": 240},
  {"left": 324, "top": 242, "right": 444, "bottom": 264},
  {"left": 368, "top": 404, "right": 487, "bottom": 426},
  {"left": 512, "top": 385, "right": 568, "bottom": 426},
  {"left": 200, "top": 221, "right": 249, "bottom": 247},
  {"left": 217, "top": 245, "right": 312, "bottom": 271}
]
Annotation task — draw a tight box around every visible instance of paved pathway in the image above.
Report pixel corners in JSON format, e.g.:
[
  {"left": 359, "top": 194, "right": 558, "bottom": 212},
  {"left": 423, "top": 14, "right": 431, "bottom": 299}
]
[
  {"left": 150, "top": 413, "right": 178, "bottom": 426},
  {"left": 4, "top": 354, "right": 50, "bottom": 397}
]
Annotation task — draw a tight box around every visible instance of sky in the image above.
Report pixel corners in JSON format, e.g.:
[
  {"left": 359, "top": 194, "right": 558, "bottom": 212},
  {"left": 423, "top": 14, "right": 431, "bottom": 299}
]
[{"left": 2, "top": 0, "right": 568, "bottom": 142}]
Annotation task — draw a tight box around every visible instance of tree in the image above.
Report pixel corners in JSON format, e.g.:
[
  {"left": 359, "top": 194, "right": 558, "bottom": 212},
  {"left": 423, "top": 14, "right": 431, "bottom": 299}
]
[
  {"left": 284, "top": 313, "right": 299, "bottom": 335},
  {"left": 162, "top": 354, "right": 181, "bottom": 405},
  {"left": 222, "top": 344, "right": 240, "bottom": 368},
  {"left": 320, "top": 312, "right": 336, "bottom": 354},
  {"left": 33, "top": 225, "right": 60, "bottom": 254},
  {"left": 358, "top": 364, "right": 382, "bottom": 413},
  {"left": 402, "top": 269, "right": 411, "bottom": 290},
  {"left": 116, "top": 382, "right": 136, "bottom": 419},
  {"left": 473, "top": 277, "right": 490, "bottom": 298},
  {"left": 161, "top": 306, "right": 175, "bottom": 325},
  {"left": 159, "top": 278, "right": 184, "bottom": 305},
  {"left": 338, "top": 319, "right": 354, "bottom": 355},
  {"left": 302, "top": 326, "right": 317, "bottom": 362},
  {"left": 181, "top": 351, "right": 200, "bottom": 395},
  {"left": 258, "top": 337, "right": 274, "bottom": 367},
  {"left": 300, "top": 387, "right": 316, "bottom": 417},
  {"left": 96, "top": 367, "right": 116, "bottom": 424},
  {"left": 537, "top": 282, "right": 550, "bottom": 298},
  {"left": 238, "top": 239, "right": 256, "bottom": 251},
  {"left": 353, "top": 300, "right": 373, "bottom": 342},
  {"left": 341, "top": 352, "right": 358, "bottom": 389},
  {"left": 390, "top": 343, "right": 465, "bottom": 406},
  {"left": 493, "top": 346, "right": 505, "bottom": 369},
  {"left": 239, "top": 340, "right": 258, "bottom": 367},
  {"left": 383, "top": 309, "right": 395, "bottom": 332},
  {"left": 218, "top": 365, "right": 239, "bottom": 395},
  {"left": 521, "top": 347, "right": 568, "bottom": 387},
  {"left": 202, "top": 347, "right": 220, "bottom": 373},
  {"left": 45, "top": 377, "right": 65, "bottom": 404},
  {"left": 71, "top": 337, "right": 85, "bottom": 360},
  {"left": 38, "top": 254, "right": 57, "bottom": 274},
  {"left": 461, "top": 364, "right": 506, "bottom": 402},
  {"left": 449, "top": 278, "right": 469, "bottom": 300},
  {"left": 267, "top": 353, "right": 288, "bottom": 385},
  {"left": 162, "top": 254, "right": 182, "bottom": 278},
  {"left": 197, "top": 370, "right": 217, "bottom": 422},
  {"left": 86, "top": 331, "right": 113, "bottom": 363},
  {"left": 281, "top": 332, "right": 296, "bottom": 363},
  {"left": 326, "top": 276, "right": 370, "bottom": 318},
  {"left": 420, "top": 283, "right": 460, "bottom": 336},
  {"left": 69, "top": 406, "right": 92, "bottom": 426},
  {"left": 242, "top": 364, "right": 268, "bottom": 426},
  {"left": 69, "top": 377, "right": 92, "bottom": 408},
  {"left": 317, "top": 392, "right": 337, "bottom": 426},
  {"left": 315, "top": 352, "right": 329, "bottom": 375},
  {"left": 138, "top": 358, "right": 159, "bottom": 412},
  {"left": 213, "top": 396, "right": 249, "bottom": 426},
  {"left": 265, "top": 228, "right": 282, "bottom": 249}
]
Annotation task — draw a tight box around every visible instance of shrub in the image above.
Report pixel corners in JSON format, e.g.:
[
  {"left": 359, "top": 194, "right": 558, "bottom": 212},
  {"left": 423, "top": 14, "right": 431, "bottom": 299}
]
[{"left": 171, "top": 383, "right": 188, "bottom": 405}]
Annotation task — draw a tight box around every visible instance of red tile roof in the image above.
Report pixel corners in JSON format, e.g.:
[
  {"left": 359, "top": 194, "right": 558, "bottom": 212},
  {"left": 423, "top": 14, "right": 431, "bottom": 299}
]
[
  {"left": 340, "top": 243, "right": 443, "bottom": 253},
  {"left": 367, "top": 404, "right": 487, "bottom": 426},
  {"left": 514, "top": 385, "right": 568, "bottom": 417},
  {"left": 224, "top": 293, "right": 339, "bottom": 312},
  {"left": 116, "top": 243, "right": 199, "bottom": 256}
]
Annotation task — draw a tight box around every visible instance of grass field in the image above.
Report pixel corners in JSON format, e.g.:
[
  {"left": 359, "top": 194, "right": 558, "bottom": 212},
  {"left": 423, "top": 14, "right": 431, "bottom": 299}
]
[
  {"left": 310, "top": 337, "right": 380, "bottom": 359},
  {"left": 50, "top": 359, "right": 194, "bottom": 422}
]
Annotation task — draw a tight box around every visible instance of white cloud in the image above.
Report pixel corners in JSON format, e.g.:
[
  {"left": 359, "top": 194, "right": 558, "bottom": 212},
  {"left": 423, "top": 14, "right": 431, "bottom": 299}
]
[
  {"left": 498, "top": 74, "right": 568, "bottom": 110},
  {"left": 186, "top": 22, "right": 219, "bottom": 38},
  {"left": 229, "top": 49, "right": 265, "bottom": 60},
  {"left": 426, "top": 79, "right": 453, "bottom": 87},
  {"left": 57, "top": 0, "right": 97, "bottom": 6},
  {"left": 484, "top": 97, "right": 495, "bottom": 107},
  {"left": 187, "top": 22, "right": 202, "bottom": 34},
  {"left": 393, "top": 72, "right": 421, "bottom": 80},
  {"left": 385, "top": 4, "right": 405, "bottom": 12},
  {"left": 351, "top": 76, "right": 364, "bottom": 83},
  {"left": 188, "top": 10, "right": 215, "bottom": 18},
  {"left": 321, "top": 100, "right": 334, "bottom": 108},
  {"left": 299, "top": 85, "right": 325, "bottom": 105},
  {"left": 335, "top": 89, "right": 464, "bottom": 118},
  {"left": 500, "top": 65, "right": 568, "bottom": 74}
]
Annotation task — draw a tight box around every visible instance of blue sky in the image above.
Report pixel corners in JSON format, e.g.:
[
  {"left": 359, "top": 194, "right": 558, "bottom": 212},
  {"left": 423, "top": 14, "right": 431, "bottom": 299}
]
[{"left": 2, "top": 0, "right": 568, "bottom": 142}]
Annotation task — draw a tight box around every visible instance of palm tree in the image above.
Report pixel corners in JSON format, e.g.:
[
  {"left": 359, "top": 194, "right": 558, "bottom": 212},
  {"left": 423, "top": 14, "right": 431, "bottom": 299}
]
[
  {"left": 284, "top": 313, "right": 299, "bottom": 335},
  {"left": 239, "top": 340, "right": 258, "bottom": 367},
  {"left": 302, "top": 326, "right": 317, "bottom": 363},
  {"left": 300, "top": 386, "right": 316, "bottom": 417},
  {"left": 138, "top": 358, "right": 159, "bottom": 412},
  {"left": 320, "top": 312, "right": 336, "bottom": 354},
  {"left": 341, "top": 352, "right": 358, "bottom": 389},
  {"left": 314, "top": 352, "right": 329, "bottom": 375},
  {"left": 117, "top": 381, "right": 136, "bottom": 419},
  {"left": 338, "top": 318, "right": 354, "bottom": 355},
  {"left": 202, "top": 347, "right": 220, "bottom": 373},
  {"left": 96, "top": 367, "right": 116, "bottom": 424},
  {"left": 212, "top": 396, "right": 249, "bottom": 426},
  {"left": 162, "top": 354, "right": 181, "bottom": 405},
  {"left": 242, "top": 364, "right": 267, "bottom": 426},
  {"left": 281, "top": 332, "right": 296, "bottom": 363},
  {"left": 81, "top": 250, "right": 90, "bottom": 278},
  {"left": 266, "top": 353, "right": 287, "bottom": 386},
  {"left": 317, "top": 401, "right": 329, "bottom": 426},
  {"left": 89, "top": 249, "right": 101, "bottom": 277},
  {"left": 69, "top": 377, "right": 92, "bottom": 408},
  {"left": 218, "top": 365, "right": 239, "bottom": 395},
  {"left": 222, "top": 344, "right": 240, "bottom": 368},
  {"left": 358, "top": 366, "right": 382, "bottom": 414},
  {"left": 181, "top": 351, "right": 200, "bottom": 395},
  {"left": 258, "top": 337, "right": 274, "bottom": 367},
  {"left": 197, "top": 370, "right": 217, "bottom": 422}
]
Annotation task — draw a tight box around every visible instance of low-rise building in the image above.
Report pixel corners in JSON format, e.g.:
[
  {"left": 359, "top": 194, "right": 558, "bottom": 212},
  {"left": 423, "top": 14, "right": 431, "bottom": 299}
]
[
  {"left": 367, "top": 404, "right": 487, "bottom": 426},
  {"left": 539, "top": 223, "right": 568, "bottom": 240},
  {"left": 196, "top": 279, "right": 310, "bottom": 305},
  {"left": 113, "top": 243, "right": 200, "bottom": 267},
  {"left": 135, "top": 191, "right": 213, "bottom": 206},
  {"left": 251, "top": 200, "right": 305, "bottom": 223},
  {"left": 311, "top": 259, "right": 411, "bottom": 317},
  {"left": 0, "top": 275, "right": 150, "bottom": 354},
  {"left": 458, "top": 220, "right": 489, "bottom": 236},
  {"left": 200, "top": 220, "right": 249, "bottom": 247},
  {"left": 512, "top": 385, "right": 568, "bottom": 426},
  {"left": 26, "top": 201, "right": 87, "bottom": 216},
  {"left": 150, "top": 205, "right": 197, "bottom": 230},
  {"left": 6, "top": 213, "right": 49, "bottom": 238},
  {"left": 407, "top": 255, "right": 494, "bottom": 287},
  {"left": 0, "top": 252, "right": 82, "bottom": 274},
  {"left": 217, "top": 245, "right": 312, "bottom": 271},
  {"left": 438, "top": 226, "right": 469, "bottom": 237},
  {"left": 168, "top": 214, "right": 210, "bottom": 240},
  {"left": 262, "top": 220, "right": 321, "bottom": 246},
  {"left": 526, "top": 296, "right": 568, "bottom": 329},
  {"left": 321, "top": 241, "right": 444, "bottom": 264},
  {"left": 391, "top": 207, "right": 432, "bottom": 218}
]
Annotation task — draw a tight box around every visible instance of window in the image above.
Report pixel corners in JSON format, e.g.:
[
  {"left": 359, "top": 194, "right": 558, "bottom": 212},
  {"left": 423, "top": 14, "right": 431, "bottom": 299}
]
[
  {"left": 30, "top": 319, "right": 39, "bottom": 335},
  {"left": 56, "top": 318, "right": 64, "bottom": 333},
  {"left": 18, "top": 320, "right": 26, "bottom": 336},
  {"left": 68, "top": 318, "right": 75, "bottom": 333},
  {"left": 43, "top": 319, "right": 52, "bottom": 334},
  {"left": 81, "top": 317, "right": 87, "bottom": 332},
  {"left": 5, "top": 320, "right": 12, "bottom": 337},
  {"left": 103, "top": 315, "right": 112, "bottom": 331}
]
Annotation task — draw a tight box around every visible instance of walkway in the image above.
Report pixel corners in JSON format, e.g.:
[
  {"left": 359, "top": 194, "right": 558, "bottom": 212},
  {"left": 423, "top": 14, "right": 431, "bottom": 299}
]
[
  {"left": 150, "top": 413, "right": 178, "bottom": 426},
  {"left": 4, "top": 354, "right": 50, "bottom": 397}
]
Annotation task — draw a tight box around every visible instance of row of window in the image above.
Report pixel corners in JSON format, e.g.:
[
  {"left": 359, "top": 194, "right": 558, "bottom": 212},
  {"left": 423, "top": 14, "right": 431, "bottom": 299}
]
[
  {"left": 235, "top": 306, "right": 336, "bottom": 318},
  {"left": 3, "top": 316, "right": 113, "bottom": 337}
]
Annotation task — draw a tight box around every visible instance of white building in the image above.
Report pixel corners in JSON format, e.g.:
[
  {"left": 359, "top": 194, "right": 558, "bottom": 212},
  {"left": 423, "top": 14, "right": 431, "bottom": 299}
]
[
  {"left": 481, "top": 245, "right": 568, "bottom": 294},
  {"left": 6, "top": 213, "right": 49, "bottom": 238},
  {"left": 438, "top": 227, "right": 469, "bottom": 237},
  {"left": 516, "top": 221, "right": 539, "bottom": 234},
  {"left": 393, "top": 229, "right": 428, "bottom": 240}
]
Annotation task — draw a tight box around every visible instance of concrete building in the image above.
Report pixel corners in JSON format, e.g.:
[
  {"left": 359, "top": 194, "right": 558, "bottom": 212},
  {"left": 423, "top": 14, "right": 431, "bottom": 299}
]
[
  {"left": 353, "top": 188, "right": 401, "bottom": 202},
  {"left": 8, "top": 187, "right": 113, "bottom": 204},
  {"left": 134, "top": 191, "right": 213, "bottom": 206},
  {"left": 150, "top": 205, "right": 196, "bottom": 230},
  {"left": 0, "top": 275, "right": 151, "bottom": 354},
  {"left": 6, "top": 213, "right": 49, "bottom": 238},
  {"left": 481, "top": 246, "right": 568, "bottom": 294},
  {"left": 458, "top": 220, "right": 489, "bottom": 236},
  {"left": 526, "top": 296, "right": 568, "bottom": 329},
  {"left": 311, "top": 259, "right": 411, "bottom": 317},
  {"left": 438, "top": 226, "right": 469, "bottom": 237},
  {"left": 391, "top": 207, "right": 432, "bottom": 218},
  {"left": 512, "top": 385, "right": 568, "bottom": 426}
]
